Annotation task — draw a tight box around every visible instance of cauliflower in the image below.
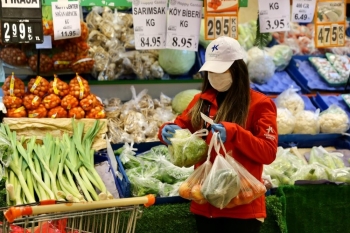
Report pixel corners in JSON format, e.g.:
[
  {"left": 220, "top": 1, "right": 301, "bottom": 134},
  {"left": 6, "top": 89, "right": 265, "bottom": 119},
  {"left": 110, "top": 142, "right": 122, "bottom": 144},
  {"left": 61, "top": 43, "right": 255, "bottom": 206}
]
[
  {"left": 247, "top": 47, "right": 275, "bottom": 84},
  {"left": 277, "top": 108, "right": 296, "bottom": 134},
  {"left": 293, "top": 110, "right": 320, "bottom": 134},
  {"left": 319, "top": 104, "right": 350, "bottom": 133},
  {"left": 275, "top": 87, "right": 305, "bottom": 115}
]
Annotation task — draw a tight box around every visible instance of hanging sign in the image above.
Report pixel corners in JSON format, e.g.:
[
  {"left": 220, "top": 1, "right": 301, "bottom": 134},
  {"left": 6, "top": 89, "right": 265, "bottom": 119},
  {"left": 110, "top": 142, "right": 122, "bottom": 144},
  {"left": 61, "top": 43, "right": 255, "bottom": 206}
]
[
  {"left": 314, "top": 0, "right": 346, "bottom": 48},
  {"left": 204, "top": 0, "right": 239, "bottom": 40},
  {"left": 258, "top": 0, "right": 290, "bottom": 33},
  {"left": 52, "top": 1, "right": 81, "bottom": 40},
  {"left": 291, "top": 0, "right": 317, "bottom": 23},
  {"left": 132, "top": 0, "right": 167, "bottom": 50},
  {"left": 0, "top": 0, "right": 43, "bottom": 43},
  {"left": 166, "top": 0, "right": 202, "bottom": 51}
]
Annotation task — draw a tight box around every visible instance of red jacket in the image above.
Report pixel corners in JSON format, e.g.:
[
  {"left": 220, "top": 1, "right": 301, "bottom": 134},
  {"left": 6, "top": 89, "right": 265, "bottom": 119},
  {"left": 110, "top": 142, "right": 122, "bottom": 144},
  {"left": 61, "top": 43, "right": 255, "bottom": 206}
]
[{"left": 158, "top": 88, "right": 278, "bottom": 219}]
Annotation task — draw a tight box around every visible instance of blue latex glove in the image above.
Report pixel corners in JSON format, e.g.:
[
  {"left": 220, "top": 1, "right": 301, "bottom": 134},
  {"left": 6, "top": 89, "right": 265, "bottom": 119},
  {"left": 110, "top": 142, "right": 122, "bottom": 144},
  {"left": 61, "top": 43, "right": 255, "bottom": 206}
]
[
  {"left": 211, "top": 124, "right": 227, "bottom": 143},
  {"left": 162, "top": 124, "right": 181, "bottom": 145}
]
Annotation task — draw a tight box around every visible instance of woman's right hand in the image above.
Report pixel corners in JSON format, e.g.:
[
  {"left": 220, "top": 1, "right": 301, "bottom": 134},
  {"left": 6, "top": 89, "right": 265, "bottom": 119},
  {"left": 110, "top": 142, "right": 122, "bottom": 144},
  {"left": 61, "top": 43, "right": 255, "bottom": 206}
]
[{"left": 161, "top": 124, "right": 181, "bottom": 145}]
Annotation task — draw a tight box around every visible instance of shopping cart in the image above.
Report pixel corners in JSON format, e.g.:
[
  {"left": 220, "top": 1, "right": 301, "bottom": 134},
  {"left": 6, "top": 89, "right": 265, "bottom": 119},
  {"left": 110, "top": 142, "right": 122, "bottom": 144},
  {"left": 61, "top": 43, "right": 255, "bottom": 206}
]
[{"left": 0, "top": 195, "right": 155, "bottom": 233}]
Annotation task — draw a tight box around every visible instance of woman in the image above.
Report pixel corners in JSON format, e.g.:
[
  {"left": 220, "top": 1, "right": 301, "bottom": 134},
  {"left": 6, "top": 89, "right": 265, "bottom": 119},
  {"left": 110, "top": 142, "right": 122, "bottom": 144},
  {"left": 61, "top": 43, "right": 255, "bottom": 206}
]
[{"left": 158, "top": 36, "right": 278, "bottom": 233}]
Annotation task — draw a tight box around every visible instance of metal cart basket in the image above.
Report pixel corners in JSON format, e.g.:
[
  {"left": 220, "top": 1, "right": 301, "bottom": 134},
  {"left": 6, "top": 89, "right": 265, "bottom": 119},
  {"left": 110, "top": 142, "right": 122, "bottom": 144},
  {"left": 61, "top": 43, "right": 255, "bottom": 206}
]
[{"left": 0, "top": 195, "right": 155, "bottom": 233}]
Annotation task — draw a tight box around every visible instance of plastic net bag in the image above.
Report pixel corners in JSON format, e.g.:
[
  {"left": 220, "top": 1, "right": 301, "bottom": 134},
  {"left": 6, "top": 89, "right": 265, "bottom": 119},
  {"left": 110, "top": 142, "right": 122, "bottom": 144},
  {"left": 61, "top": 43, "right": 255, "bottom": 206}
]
[
  {"left": 201, "top": 133, "right": 240, "bottom": 209},
  {"left": 319, "top": 104, "right": 350, "bottom": 133},
  {"left": 178, "top": 134, "right": 216, "bottom": 204},
  {"left": 275, "top": 86, "right": 305, "bottom": 115},
  {"left": 168, "top": 129, "right": 209, "bottom": 168}
]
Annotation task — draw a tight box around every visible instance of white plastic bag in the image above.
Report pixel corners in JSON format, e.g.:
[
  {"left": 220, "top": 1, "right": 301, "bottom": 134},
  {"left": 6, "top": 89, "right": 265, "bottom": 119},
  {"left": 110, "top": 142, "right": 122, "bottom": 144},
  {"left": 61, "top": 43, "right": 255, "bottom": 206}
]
[
  {"left": 319, "top": 104, "right": 350, "bottom": 133},
  {"left": 293, "top": 109, "right": 320, "bottom": 134},
  {"left": 275, "top": 87, "right": 305, "bottom": 115}
]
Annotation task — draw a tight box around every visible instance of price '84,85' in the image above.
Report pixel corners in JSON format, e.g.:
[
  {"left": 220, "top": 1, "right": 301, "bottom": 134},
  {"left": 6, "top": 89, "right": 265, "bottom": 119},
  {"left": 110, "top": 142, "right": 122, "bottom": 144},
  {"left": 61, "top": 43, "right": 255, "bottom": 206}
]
[
  {"left": 172, "top": 37, "right": 192, "bottom": 48},
  {"left": 140, "top": 36, "right": 161, "bottom": 47}
]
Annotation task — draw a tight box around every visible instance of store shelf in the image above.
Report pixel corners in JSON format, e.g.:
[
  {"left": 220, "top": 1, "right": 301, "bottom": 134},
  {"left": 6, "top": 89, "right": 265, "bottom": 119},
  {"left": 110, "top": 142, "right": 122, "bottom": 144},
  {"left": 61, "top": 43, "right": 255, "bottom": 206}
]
[{"left": 286, "top": 56, "right": 346, "bottom": 93}]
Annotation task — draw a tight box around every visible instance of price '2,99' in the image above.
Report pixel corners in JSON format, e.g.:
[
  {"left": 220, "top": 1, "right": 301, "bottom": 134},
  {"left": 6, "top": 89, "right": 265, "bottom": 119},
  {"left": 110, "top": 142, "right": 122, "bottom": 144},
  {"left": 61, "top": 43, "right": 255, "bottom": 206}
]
[
  {"left": 3, "top": 22, "right": 26, "bottom": 41},
  {"left": 140, "top": 36, "right": 161, "bottom": 48}
]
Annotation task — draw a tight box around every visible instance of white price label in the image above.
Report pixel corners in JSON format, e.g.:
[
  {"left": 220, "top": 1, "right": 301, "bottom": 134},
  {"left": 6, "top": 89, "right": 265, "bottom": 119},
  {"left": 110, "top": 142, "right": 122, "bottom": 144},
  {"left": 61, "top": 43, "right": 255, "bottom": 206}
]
[
  {"left": 166, "top": 0, "right": 202, "bottom": 51},
  {"left": 132, "top": 0, "right": 167, "bottom": 50},
  {"left": 291, "top": 0, "right": 316, "bottom": 23},
  {"left": 258, "top": 0, "right": 290, "bottom": 33},
  {"left": 52, "top": 1, "right": 81, "bottom": 40}
]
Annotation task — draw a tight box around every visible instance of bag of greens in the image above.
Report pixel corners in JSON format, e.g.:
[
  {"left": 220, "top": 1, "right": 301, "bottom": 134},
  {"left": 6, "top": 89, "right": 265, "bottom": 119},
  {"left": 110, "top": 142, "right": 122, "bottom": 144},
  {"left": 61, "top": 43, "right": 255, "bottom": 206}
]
[
  {"left": 168, "top": 128, "right": 208, "bottom": 167},
  {"left": 201, "top": 133, "right": 240, "bottom": 209}
]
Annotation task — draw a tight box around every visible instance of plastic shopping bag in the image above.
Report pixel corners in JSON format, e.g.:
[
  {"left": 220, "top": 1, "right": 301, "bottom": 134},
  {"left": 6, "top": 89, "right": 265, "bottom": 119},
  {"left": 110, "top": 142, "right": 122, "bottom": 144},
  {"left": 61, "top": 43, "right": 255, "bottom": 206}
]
[
  {"left": 201, "top": 133, "right": 240, "bottom": 209},
  {"left": 217, "top": 138, "right": 266, "bottom": 208},
  {"left": 168, "top": 128, "right": 208, "bottom": 167},
  {"left": 178, "top": 133, "right": 216, "bottom": 204}
]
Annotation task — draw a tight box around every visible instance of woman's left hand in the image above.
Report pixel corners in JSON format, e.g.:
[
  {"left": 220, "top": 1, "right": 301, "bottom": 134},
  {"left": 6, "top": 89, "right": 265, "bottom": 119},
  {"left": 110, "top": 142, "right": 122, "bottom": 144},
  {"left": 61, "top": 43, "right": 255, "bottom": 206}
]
[{"left": 211, "top": 124, "right": 227, "bottom": 143}]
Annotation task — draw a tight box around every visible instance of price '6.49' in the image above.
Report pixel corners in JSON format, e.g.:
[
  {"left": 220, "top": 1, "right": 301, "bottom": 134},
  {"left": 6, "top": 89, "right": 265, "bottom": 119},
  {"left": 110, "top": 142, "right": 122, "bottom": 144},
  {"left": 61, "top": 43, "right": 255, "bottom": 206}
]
[
  {"left": 265, "top": 19, "right": 285, "bottom": 30},
  {"left": 140, "top": 36, "right": 161, "bottom": 47},
  {"left": 172, "top": 37, "right": 192, "bottom": 48}
]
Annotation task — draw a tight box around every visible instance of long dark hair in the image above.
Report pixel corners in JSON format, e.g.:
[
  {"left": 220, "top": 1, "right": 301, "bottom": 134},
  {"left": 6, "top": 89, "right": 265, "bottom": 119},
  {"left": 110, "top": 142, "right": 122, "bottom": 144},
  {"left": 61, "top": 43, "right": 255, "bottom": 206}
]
[{"left": 189, "top": 59, "right": 251, "bottom": 130}]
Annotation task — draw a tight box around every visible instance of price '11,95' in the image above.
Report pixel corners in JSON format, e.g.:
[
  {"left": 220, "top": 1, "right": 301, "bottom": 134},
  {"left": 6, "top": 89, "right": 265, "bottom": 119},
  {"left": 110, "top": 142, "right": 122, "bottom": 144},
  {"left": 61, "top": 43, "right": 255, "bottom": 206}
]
[
  {"left": 61, "top": 30, "right": 77, "bottom": 37},
  {"left": 140, "top": 36, "right": 161, "bottom": 48}
]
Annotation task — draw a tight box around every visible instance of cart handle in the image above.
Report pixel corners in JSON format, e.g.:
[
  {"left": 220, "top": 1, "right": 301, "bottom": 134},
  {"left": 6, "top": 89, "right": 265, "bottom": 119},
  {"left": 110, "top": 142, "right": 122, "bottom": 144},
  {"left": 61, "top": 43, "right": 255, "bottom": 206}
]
[{"left": 5, "top": 194, "right": 155, "bottom": 223}]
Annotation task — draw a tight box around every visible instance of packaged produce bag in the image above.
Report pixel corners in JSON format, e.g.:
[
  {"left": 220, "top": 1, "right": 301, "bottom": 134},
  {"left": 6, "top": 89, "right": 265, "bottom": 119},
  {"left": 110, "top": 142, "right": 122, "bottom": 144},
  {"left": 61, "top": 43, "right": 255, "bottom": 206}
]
[
  {"left": 216, "top": 138, "right": 266, "bottom": 208},
  {"left": 201, "top": 133, "right": 240, "bottom": 209},
  {"left": 168, "top": 128, "right": 208, "bottom": 168},
  {"left": 178, "top": 133, "right": 217, "bottom": 204},
  {"left": 275, "top": 86, "right": 305, "bottom": 115}
]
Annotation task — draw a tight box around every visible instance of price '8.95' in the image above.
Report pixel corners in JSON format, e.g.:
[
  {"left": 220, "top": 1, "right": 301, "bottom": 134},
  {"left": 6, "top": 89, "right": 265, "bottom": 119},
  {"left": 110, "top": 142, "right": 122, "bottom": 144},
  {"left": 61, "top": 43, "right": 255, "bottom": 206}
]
[
  {"left": 140, "top": 36, "right": 161, "bottom": 47},
  {"left": 172, "top": 37, "right": 192, "bottom": 48}
]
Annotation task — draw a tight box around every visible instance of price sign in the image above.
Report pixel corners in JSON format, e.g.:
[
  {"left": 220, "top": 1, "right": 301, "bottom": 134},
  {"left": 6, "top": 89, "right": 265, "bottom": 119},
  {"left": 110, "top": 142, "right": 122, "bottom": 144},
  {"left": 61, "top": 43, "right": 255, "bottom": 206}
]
[
  {"left": 52, "top": 1, "right": 81, "bottom": 40},
  {"left": 166, "top": 0, "right": 202, "bottom": 51},
  {"left": 258, "top": 0, "right": 290, "bottom": 33},
  {"left": 292, "top": 0, "right": 316, "bottom": 23},
  {"left": 132, "top": 0, "right": 167, "bottom": 50},
  {"left": 0, "top": 0, "right": 43, "bottom": 43},
  {"left": 314, "top": 0, "right": 346, "bottom": 48},
  {"left": 204, "top": 0, "right": 238, "bottom": 40}
]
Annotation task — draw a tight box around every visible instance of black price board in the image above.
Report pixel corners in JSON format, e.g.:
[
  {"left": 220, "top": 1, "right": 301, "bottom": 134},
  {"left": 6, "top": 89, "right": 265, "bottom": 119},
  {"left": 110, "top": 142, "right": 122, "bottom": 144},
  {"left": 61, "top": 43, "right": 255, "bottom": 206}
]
[{"left": 0, "top": 0, "right": 43, "bottom": 44}]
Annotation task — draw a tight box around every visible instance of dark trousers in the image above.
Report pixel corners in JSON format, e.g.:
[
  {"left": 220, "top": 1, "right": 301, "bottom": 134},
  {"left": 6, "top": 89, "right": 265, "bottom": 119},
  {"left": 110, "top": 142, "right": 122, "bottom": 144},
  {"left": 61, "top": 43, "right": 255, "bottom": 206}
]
[{"left": 195, "top": 214, "right": 262, "bottom": 233}]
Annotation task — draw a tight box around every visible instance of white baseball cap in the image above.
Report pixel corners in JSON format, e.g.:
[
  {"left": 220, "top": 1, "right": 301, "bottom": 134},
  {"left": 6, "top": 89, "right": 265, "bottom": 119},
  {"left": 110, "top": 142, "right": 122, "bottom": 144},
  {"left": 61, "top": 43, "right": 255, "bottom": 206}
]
[{"left": 199, "top": 36, "right": 244, "bottom": 73}]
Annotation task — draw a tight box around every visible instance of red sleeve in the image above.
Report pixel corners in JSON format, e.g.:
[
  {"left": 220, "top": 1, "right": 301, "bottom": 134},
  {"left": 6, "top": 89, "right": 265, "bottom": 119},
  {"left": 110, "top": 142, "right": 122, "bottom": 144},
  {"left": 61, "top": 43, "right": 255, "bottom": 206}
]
[
  {"left": 157, "top": 93, "right": 201, "bottom": 143},
  {"left": 221, "top": 98, "right": 278, "bottom": 165}
]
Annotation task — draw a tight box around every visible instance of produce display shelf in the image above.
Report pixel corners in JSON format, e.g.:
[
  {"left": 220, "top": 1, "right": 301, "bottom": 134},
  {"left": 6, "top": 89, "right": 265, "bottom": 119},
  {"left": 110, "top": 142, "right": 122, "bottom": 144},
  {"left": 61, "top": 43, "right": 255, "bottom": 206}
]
[
  {"left": 286, "top": 55, "right": 346, "bottom": 93},
  {"left": 111, "top": 133, "right": 350, "bottom": 203},
  {"left": 272, "top": 95, "right": 317, "bottom": 111}
]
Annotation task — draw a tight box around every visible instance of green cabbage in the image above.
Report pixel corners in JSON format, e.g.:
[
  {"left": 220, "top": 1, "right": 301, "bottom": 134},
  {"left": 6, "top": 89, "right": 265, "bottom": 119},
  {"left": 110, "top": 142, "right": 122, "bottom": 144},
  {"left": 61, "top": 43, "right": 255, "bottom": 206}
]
[
  {"left": 159, "top": 49, "right": 196, "bottom": 75},
  {"left": 172, "top": 89, "right": 201, "bottom": 114}
]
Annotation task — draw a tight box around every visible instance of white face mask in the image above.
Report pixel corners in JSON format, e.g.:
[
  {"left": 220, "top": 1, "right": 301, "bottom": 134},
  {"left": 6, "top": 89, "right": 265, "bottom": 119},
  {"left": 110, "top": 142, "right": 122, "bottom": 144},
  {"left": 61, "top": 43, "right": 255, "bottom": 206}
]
[{"left": 208, "top": 72, "right": 232, "bottom": 92}]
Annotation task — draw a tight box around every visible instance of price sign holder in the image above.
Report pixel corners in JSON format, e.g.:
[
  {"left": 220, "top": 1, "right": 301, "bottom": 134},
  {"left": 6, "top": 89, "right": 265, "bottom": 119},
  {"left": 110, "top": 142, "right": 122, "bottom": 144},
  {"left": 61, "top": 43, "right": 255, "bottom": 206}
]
[
  {"left": 258, "top": 0, "right": 290, "bottom": 33},
  {"left": 314, "top": 0, "right": 346, "bottom": 48},
  {"left": 132, "top": 0, "right": 167, "bottom": 50},
  {"left": 0, "top": 0, "right": 43, "bottom": 43},
  {"left": 204, "top": 0, "right": 239, "bottom": 40},
  {"left": 291, "top": 0, "right": 317, "bottom": 23},
  {"left": 166, "top": 0, "right": 202, "bottom": 51}
]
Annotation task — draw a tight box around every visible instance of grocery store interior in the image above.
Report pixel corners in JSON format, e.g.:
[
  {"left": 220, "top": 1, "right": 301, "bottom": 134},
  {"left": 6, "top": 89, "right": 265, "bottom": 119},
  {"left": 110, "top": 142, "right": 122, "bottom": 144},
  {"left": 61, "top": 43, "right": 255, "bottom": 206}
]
[{"left": 0, "top": 0, "right": 350, "bottom": 232}]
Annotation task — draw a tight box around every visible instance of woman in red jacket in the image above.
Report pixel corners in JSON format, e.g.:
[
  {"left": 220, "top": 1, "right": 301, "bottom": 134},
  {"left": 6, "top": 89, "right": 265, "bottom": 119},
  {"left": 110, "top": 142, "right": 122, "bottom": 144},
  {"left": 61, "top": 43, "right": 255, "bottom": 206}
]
[{"left": 158, "top": 36, "right": 278, "bottom": 233}]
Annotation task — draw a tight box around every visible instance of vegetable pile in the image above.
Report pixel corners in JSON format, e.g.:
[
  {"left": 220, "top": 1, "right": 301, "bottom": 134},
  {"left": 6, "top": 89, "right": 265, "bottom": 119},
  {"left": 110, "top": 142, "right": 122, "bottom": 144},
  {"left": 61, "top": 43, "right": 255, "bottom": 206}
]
[
  {"left": 116, "top": 143, "right": 193, "bottom": 197},
  {"left": 105, "top": 86, "right": 176, "bottom": 143},
  {"left": 2, "top": 73, "right": 106, "bottom": 119},
  {"left": 0, "top": 120, "right": 114, "bottom": 205},
  {"left": 85, "top": 6, "right": 165, "bottom": 80}
]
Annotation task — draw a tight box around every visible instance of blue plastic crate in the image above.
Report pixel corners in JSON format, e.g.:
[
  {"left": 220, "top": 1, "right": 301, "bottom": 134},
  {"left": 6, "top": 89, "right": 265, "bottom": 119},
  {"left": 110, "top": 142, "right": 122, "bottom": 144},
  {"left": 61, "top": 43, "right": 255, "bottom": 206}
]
[
  {"left": 252, "top": 71, "right": 301, "bottom": 95},
  {"left": 94, "top": 151, "right": 124, "bottom": 198},
  {"left": 286, "top": 55, "right": 346, "bottom": 93},
  {"left": 312, "top": 93, "right": 350, "bottom": 119},
  {"left": 272, "top": 95, "right": 316, "bottom": 111}
]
